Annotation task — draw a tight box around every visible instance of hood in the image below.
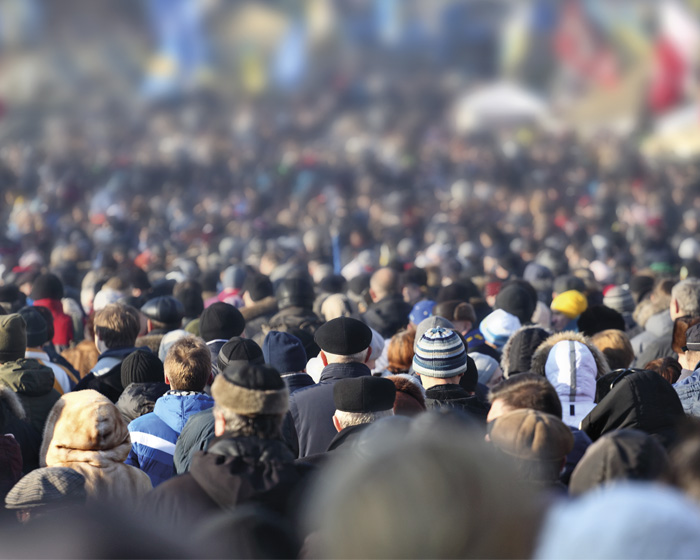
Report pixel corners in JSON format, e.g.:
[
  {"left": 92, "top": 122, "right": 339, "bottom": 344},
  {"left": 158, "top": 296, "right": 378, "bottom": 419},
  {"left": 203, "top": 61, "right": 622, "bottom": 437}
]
[
  {"left": 0, "top": 385, "right": 27, "bottom": 421},
  {"left": 41, "top": 389, "right": 131, "bottom": 468},
  {"left": 500, "top": 325, "right": 552, "bottom": 378},
  {"left": 581, "top": 370, "right": 685, "bottom": 449},
  {"left": 569, "top": 429, "right": 670, "bottom": 497},
  {"left": 153, "top": 391, "right": 214, "bottom": 433},
  {"left": 0, "top": 359, "right": 57, "bottom": 397},
  {"left": 116, "top": 382, "right": 169, "bottom": 424},
  {"left": 189, "top": 436, "right": 301, "bottom": 512}
]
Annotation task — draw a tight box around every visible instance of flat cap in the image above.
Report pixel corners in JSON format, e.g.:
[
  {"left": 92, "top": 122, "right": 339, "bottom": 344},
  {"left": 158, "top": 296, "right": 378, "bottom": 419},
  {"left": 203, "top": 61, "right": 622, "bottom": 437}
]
[
  {"left": 217, "top": 337, "right": 264, "bottom": 373},
  {"left": 314, "top": 316, "right": 372, "bottom": 356},
  {"left": 5, "top": 467, "right": 87, "bottom": 509},
  {"left": 140, "top": 295, "right": 185, "bottom": 324},
  {"left": 333, "top": 376, "right": 396, "bottom": 413}
]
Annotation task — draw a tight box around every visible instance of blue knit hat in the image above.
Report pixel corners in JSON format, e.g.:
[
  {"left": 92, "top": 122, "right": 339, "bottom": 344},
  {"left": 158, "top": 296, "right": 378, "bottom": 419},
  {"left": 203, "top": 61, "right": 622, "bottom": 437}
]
[
  {"left": 409, "top": 300, "right": 435, "bottom": 325},
  {"left": 263, "top": 331, "right": 307, "bottom": 373},
  {"left": 412, "top": 327, "right": 467, "bottom": 378},
  {"left": 480, "top": 309, "right": 521, "bottom": 350}
]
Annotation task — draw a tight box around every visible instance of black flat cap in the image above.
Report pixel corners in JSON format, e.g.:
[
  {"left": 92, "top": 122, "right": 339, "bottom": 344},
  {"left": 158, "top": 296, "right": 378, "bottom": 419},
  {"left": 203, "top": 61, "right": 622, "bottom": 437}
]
[
  {"left": 141, "top": 296, "right": 185, "bottom": 324},
  {"left": 333, "top": 376, "right": 396, "bottom": 413},
  {"left": 217, "top": 337, "right": 264, "bottom": 372},
  {"left": 314, "top": 316, "right": 372, "bottom": 355}
]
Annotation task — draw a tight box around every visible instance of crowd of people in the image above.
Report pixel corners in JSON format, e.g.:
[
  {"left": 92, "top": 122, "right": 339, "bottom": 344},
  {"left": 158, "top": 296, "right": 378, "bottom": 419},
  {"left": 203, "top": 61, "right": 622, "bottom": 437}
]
[{"left": 1, "top": 70, "right": 700, "bottom": 556}]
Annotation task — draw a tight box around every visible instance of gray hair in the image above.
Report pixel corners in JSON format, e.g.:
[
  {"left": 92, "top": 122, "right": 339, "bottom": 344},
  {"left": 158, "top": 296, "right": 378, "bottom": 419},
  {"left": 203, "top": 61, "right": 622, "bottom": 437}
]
[
  {"left": 213, "top": 405, "right": 284, "bottom": 439},
  {"left": 323, "top": 349, "right": 370, "bottom": 364},
  {"left": 334, "top": 409, "right": 393, "bottom": 430},
  {"left": 673, "top": 278, "right": 700, "bottom": 317}
]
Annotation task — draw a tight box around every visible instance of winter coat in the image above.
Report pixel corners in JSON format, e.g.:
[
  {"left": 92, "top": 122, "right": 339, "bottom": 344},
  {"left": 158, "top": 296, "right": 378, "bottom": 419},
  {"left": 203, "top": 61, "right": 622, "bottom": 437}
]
[
  {"left": 0, "top": 386, "right": 41, "bottom": 472},
  {"left": 41, "top": 389, "right": 152, "bottom": 506},
  {"left": 174, "top": 409, "right": 215, "bottom": 475},
  {"left": 424, "top": 383, "right": 489, "bottom": 422},
  {"left": 126, "top": 391, "right": 214, "bottom": 487},
  {"left": 362, "top": 294, "right": 412, "bottom": 339},
  {"left": 500, "top": 325, "right": 551, "bottom": 378},
  {"left": 26, "top": 348, "right": 78, "bottom": 394},
  {"left": 281, "top": 372, "right": 315, "bottom": 394},
  {"left": 0, "top": 359, "right": 60, "bottom": 433},
  {"left": 116, "top": 382, "right": 169, "bottom": 424},
  {"left": 32, "top": 298, "right": 74, "bottom": 349},
  {"left": 674, "top": 366, "right": 700, "bottom": 416},
  {"left": 74, "top": 346, "right": 140, "bottom": 403},
  {"left": 582, "top": 370, "right": 684, "bottom": 450},
  {"left": 531, "top": 332, "right": 610, "bottom": 428},
  {"left": 630, "top": 310, "right": 673, "bottom": 363},
  {"left": 241, "top": 296, "right": 278, "bottom": 341},
  {"left": 61, "top": 339, "right": 100, "bottom": 379},
  {"left": 146, "top": 436, "right": 310, "bottom": 531},
  {"left": 283, "top": 362, "right": 371, "bottom": 458},
  {"left": 267, "top": 306, "right": 324, "bottom": 336}
]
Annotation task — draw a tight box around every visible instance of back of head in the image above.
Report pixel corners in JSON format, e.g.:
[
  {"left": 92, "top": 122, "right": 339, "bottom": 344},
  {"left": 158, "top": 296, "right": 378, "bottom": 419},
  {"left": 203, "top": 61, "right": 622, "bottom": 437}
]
[
  {"left": 5, "top": 466, "right": 87, "bottom": 513},
  {"left": 672, "top": 277, "right": 700, "bottom": 317},
  {"left": 164, "top": 336, "right": 210, "bottom": 392},
  {"left": 432, "top": 300, "right": 476, "bottom": 325},
  {"left": 314, "top": 316, "right": 372, "bottom": 363},
  {"left": 275, "top": 277, "right": 315, "bottom": 310},
  {"left": 243, "top": 272, "right": 274, "bottom": 302},
  {"left": 436, "top": 280, "right": 481, "bottom": 303},
  {"left": 495, "top": 281, "right": 537, "bottom": 324},
  {"left": 0, "top": 314, "right": 28, "bottom": 363},
  {"left": 222, "top": 266, "right": 246, "bottom": 291},
  {"left": 30, "top": 273, "right": 64, "bottom": 301},
  {"left": 488, "top": 373, "right": 562, "bottom": 419},
  {"left": 173, "top": 281, "right": 204, "bottom": 319},
  {"left": 199, "top": 302, "right": 245, "bottom": 342},
  {"left": 412, "top": 327, "right": 467, "bottom": 379},
  {"left": 120, "top": 349, "right": 165, "bottom": 387},
  {"left": 140, "top": 295, "right": 185, "bottom": 331},
  {"left": 94, "top": 304, "right": 141, "bottom": 350},
  {"left": 17, "top": 306, "right": 48, "bottom": 347},
  {"left": 590, "top": 329, "right": 634, "bottom": 370},
  {"left": 387, "top": 329, "right": 416, "bottom": 374},
  {"left": 333, "top": 376, "right": 396, "bottom": 429},
  {"left": 578, "top": 305, "right": 625, "bottom": 337},
  {"left": 262, "top": 331, "right": 307, "bottom": 374},
  {"left": 369, "top": 267, "right": 398, "bottom": 301},
  {"left": 217, "top": 337, "right": 264, "bottom": 373},
  {"left": 501, "top": 326, "right": 551, "bottom": 378}
]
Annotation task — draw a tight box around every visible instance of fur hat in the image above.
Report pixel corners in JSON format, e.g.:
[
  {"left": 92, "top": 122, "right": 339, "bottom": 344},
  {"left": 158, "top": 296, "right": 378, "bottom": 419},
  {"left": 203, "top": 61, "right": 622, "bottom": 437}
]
[
  {"left": 387, "top": 374, "right": 426, "bottom": 416},
  {"left": 0, "top": 314, "right": 26, "bottom": 362},
  {"left": 212, "top": 363, "right": 288, "bottom": 416}
]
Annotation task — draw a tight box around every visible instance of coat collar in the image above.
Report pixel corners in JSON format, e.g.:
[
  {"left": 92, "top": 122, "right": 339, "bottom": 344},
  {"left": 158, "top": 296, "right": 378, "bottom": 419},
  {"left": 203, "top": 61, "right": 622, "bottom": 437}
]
[{"left": 319, "top": 362, "right": 371, "bottom": 382}]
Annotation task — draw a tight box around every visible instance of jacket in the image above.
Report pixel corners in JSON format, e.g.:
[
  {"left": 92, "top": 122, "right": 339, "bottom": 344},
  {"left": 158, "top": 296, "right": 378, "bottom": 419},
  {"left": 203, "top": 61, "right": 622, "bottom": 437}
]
[
  {"left": 126, "top": 391, "right": 214, "bottom": 487},
  {"left": 283, "top": 362, "right": 371, "bottom": 458},
  {"left": 32, "top": 298, "right": 74, "bottom": 349},
  {"left": 74, "top": 346, "right": 140, "bottom": 403},
  {"left": 241, "top": 296, "right": 278, "bottom": 340},
  {"left": 25, "top": 348, "right": 78, "bottom": 394},
  {"left": 41, "top": 389, "right": 152, "bottom": 506},
  {"left": 424, "top": 383, "right": 489, "bottom": 421},
  {"left": 0, "top": 359, "right": 60, "bottom": 433},
  {"left": 630, "top": 310, "right": 672, "bottom": 361},
  {"left": 362, "top": 294, "right": 412, "bottom": 339},
  {"left": 146, "top": 436, "right": 310, "bottom": 531},
  {"left": 116, "top": 382, "right": 170, "bottom": 424},
  {"left": 61, "top": 339, "right": 100, "bottom": 379},
  {"left": 674, "top": 366, "right": 700, "bottom": 417},
  {"left": 282, "top": 372, "right": 315, "bottom": 394},
  {"left": 0, "top": 386, "right": 41, "bottom": 472},
  {"left": 531, "top": 332, "right": 610, "bottom": 428},
  {"left": 500, "top": 325, "right": 551, "bottom": 378},
  {"left": 583, "top": 370, "right": 684, "bottom": 449},
  {"left": 173, "top": 409, "right": 215, "bottom": 474}
]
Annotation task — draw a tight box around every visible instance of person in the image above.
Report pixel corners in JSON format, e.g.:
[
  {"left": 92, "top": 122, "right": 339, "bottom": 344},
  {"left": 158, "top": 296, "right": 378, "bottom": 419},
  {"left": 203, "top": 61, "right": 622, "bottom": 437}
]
[
  {"left": 673, "top": 324, "right": 700, "bottom": 415},
  {"left": 30, "top": 273, "right": 73, "bottom": 351},
  {"left": 266, "top": 277, "right": 324, "bottom": 339},
  {"left": 115, "top": 349, "right": 169, "bottom": 423},
  {"left": 385, "top": 328, "right": 415, "bottom": 374},
  {"left": 0, "top": 314, "right": 59, "bottom": 433},
  {"left": 145, "top": 363, "right": 308, "bottom": 531},
  {"left": 590, "top": 329, "right": 635, "bottom": 371},
  {"left": 283, "top": 316, "right": 373, "bottom": 458},
  {"left": 126, "top": 336, "right": 214, "bottom": 487},
  {"left": 499, "top": 325, "right": 551, "bottom": 379},
  {"left": 387, "top": 374, "right": 426, "bottom": 416},
  {"left": 40, "top": 390, "right": 152, "bottom": 506},
  {"left": 198, "top": 301, "right": 246, "bottom": 368},
  {"left": 73, "top": 304, "right": 142, "bottom": 403},
  {"left": 240, "top": 272, "right": 278, "bottom": 341},
  {"left": 262, "top": 331, "right": 313, "bottom": 394},
  {"left": 362, "top": 268, "right": 412, "bottom": 339},
  {"left": 549, "top": 290, "right": 588, "bottom": 332},
  {"left": 478, "top": 309, "right": 521, "bottom": 359},
  {"left": 136, "top": 295, "right": 185, "bottom": 353}
]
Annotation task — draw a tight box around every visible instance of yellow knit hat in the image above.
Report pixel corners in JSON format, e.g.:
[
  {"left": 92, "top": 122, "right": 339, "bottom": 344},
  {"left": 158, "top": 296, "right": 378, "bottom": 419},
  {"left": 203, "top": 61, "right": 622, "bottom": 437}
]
[{"left": 550, "top": 290, "right": 588, "bottom": 319}]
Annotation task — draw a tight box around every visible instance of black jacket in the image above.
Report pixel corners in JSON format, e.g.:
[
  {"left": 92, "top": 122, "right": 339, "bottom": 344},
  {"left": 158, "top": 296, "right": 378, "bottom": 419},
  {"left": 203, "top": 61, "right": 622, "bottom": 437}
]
[
  {"left": 362, "top": 294, "right": 412, "bottom": 339},
  {"left": 424, "top": 383, "right": 489, "bottom": 422},
  {"left": 282, "top": 372, "right": 315, "bottom": 394},
  {"left": 116, "top": 382, "right": 170, "bottom": 424}
]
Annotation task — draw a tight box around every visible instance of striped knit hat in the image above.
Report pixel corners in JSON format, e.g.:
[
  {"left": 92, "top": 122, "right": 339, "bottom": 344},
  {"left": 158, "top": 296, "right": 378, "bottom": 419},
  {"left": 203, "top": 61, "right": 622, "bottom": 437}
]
[{"left": 412, "top": 327, "right": 467, "bottom": 378}]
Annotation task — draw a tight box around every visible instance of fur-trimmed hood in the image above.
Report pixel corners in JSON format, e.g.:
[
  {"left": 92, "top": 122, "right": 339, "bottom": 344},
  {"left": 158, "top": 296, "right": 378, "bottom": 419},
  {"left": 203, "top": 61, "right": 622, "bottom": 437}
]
[
  {"left": 0, "top": 385, "right": 27, "bottom": 422},
  {"left": 500, "top": 325, "right": 552, "bottom": 378},
  {"left": 530, "top": 331, "right": 610, "bottom": 380}
]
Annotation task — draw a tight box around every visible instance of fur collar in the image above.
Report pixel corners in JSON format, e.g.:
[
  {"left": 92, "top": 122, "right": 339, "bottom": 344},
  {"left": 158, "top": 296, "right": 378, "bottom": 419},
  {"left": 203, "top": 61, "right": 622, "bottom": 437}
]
[
  {"left": 530, "top": 331, "right": 610, "bottom": 378},
  {"left": 388, "top": 373, "right": 426, "bottom": 401},
  {"left": 240, "top": 296, "right": 278, "bottom": 321},
  {"left": 0, "top": 386, "right": 26, "bottom": 420}
]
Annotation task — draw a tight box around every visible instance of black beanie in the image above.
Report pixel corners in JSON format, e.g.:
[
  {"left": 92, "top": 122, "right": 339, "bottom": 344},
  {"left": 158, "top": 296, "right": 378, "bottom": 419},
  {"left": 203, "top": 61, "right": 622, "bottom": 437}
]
[
  {"left": 17, "top": 307, "right": 48, "bottom": 347},
  {"left": 495, "top": 282, "right": 537, "bottom": 325},
  {"left": 577, "top": 305, "right": 626, "bottom": 337},
  {"left": 217, "top": 337, "right": 264, "bottom": 373},
  {"left": 30, "top": 273, "right": 64, "bottom": 301},
  {"left": 199, "top": 302, "right": 245, "bottom": 342},
  {"left": 120, "top": 350, "right": 165, "bottom": 387}
]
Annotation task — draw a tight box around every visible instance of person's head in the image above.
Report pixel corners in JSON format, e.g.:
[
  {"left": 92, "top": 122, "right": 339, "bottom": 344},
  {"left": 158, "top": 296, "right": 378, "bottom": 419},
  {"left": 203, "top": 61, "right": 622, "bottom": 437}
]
[
  {"left": 332, "top": 376, "right": 396, "bottom": 431},
  {"left": 679, "top": 323, "right": 700, "bottom": 372},
  {"left": 671, "top": 278, "right": 700, "bottom": 321},
  {"left": 470, "top": 352, "right": 503, "bottom": 388},
  {"left": 242, "top": 272, "right": 274, "bottom": 307},
  {"left": 314, "top": 316, "right": 373, "bottom": 367},
  {"left": 221, "top": 266, "right": 246, "bottom": 291},
  {"left": 495, "top": 282, "right": 537, "bottom": 325},
  {"left": 30, "top": 273, "right": 63, "bottom": 302},
  {"left": 401, "top": 267, "right": 427, "bottom": 306},
  {"left": 17, "top": 306, "right": 48, "bottom": 348},
  {"left": 590, "top": 329, "right": 634, "bottom": 371},
  {"left": 479, "top": 309, "right": 521, "bottom": 350},
  {"left": 93, "top": 304, "right": 141, "bottom": 352},
  {"left": 140, "top": 296, "right": 185, "bottom": 333},
  {"left": 31, "top": 305, "right": 55, "bottom": 343},
  {"left": 550, "top": 290, "right": 588, "bottom": 332},
  {"left": 369, "top": 268, "right": 399, "bottom": 303},
  {"left": 262, "top": 331, "right": 307, "bottom": 374},
  {"left": 387, "top": 329, "right": 416, "bottom": 374},
  {"left": 199, "top": 302, "right": 245, "bottom": 342},
  {"left": 211, "top": 363, "right": 288, "bottom": 439},
  {"left": 432, "top": 300, "right": 477, "bottom": 336},
  {"left": 275, "top": 277, "right": 315, "bottom": 311},
  {"left": 163, "top": 336, "right": 211, "bottom": 392},
  {"left": 487, "top": 373, "right": 562, "bottom": 424},
  {"left": 217, "top": 337, "right": 264, "bottom": 374},
  {"left": 120, "top": 349, "right": 165, "bottom": 387},
  {"left": 645, "top": 357, "right": 682, "bottom": 384},
  {"left": 412, "top": 327, "right": 467, "bottom": 389},
  {"left": 173, "top": 280, "right": 204, "bottom": 320}
]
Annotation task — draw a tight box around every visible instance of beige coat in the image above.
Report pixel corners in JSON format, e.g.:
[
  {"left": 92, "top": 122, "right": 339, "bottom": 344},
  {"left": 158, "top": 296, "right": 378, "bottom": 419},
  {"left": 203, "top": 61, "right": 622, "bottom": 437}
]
[{"left": 41, "top": 389, "right": 152, "bottom": 506}]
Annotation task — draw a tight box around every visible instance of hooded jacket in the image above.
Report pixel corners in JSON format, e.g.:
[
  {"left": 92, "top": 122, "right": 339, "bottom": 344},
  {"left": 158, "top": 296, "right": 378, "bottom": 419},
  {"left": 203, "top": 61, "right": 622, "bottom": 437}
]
[
  {"left": 0, "top": 386, "right": 41, "bottom": 472},
  {"left": 126, "top": 391, "right": 214, "bottom": 487},
  {"left": 146, "top": 436, "right": 309, "bottom": 532},
  {"left": 531, "top": 332, "right": 610, "bottom": 428},
  {"left": 0, "top": 359, "right": 60, "bottom": 433},
  {"left": 41, "top": 390, "right": 152, "bottom": 506},
  {"left": 581, "top": 370, "right": 684, "bottom": 450},
  {"left": 500, "top": 325, "right": 551, "bottom": 378},
  {"left": 362, "top": 294, "right": 412, "bottom": 339}
]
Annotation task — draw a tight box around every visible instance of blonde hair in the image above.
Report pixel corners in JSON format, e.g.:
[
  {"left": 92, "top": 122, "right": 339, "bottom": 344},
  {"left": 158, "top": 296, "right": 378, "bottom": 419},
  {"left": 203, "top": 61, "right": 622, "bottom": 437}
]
[
  {"left": 164, "top": 336, "right": 210, "bottom": 391},
  {"left": 590, "top": 329, "right": 634, "bottom": 370},
  {"left": 94, "top": 304, "right": 140, "bottom": 349}
]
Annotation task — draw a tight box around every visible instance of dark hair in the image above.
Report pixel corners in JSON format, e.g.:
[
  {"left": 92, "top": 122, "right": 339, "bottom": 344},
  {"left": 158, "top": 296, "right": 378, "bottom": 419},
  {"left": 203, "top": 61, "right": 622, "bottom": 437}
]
[
  {"left": 645, "top": 357, "right": 682, "bottom": 385},
  {"left": 488, "top": 373, "right": 562, "bottom": 419}
]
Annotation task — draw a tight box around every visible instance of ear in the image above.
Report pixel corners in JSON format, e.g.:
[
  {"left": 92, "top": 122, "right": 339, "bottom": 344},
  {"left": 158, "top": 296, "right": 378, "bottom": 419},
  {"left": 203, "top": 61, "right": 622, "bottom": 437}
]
[
  {"left": 164, "top": 371, "right": 171, "bottom": 386},
  {"left": 147, "top": 319, "right": 154, "bottom": 333},
  {"left": 369, "top": 288, "right": 378, "bottom": 302},
  {"left": 673, "top": 298, "right": 681, "bottom": 315},
  {"left": 320, "top": 350, "right": 329, "bottom": 367},
  {"left": 214, "top": 411, "right": 226, "bottom": 437},
  {"left": 364, "top": 347, "right": 373, "bottom": 364},
  {"left": 333, "top": 414, "right": 342, "bottom": 432}
]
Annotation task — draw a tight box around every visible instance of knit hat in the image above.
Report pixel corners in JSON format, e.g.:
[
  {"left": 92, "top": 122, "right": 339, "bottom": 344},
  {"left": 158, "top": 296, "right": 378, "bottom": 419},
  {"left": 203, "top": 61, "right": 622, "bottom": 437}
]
[
  {"left": 551, "top": 290, "right": 588, "bottom": 319},
  {"left": 314, "top": 317, "right": 372, "bottom": 356},
  {"left": 212, "top": 362, "right": 288, "bottom": 416},
  {"left": 412, "top": 327, "right": 468, "bottom": 378},
  {"left": 5, "top": 467, "right": 86, "bottom": 510},
  {"left": 479, "top": 309, "right": 521, "bottom": 350},
  {"left": 470, "top": 352, "right": 501, "bottom": 386},
  {"left": 17, "top": 306, "right": 48, "bottom": 347},
  {"left": 120, "top": 349, "right": 164, "bottom": 387},
  {"left": 577, "top": 305, "right": 625, "bottom": 337},
  {"left": 495, "top": 283, "right": 536, "bottom": 324},
  {"left": 489, "top": 408, "right": 574, "bottom": 462},
  {"left": 217, "top": 337, "right": 264, "bottom": 373},
  {"left": 222, "top": 266, "right": 247, "bottom": 290},
  {"left": 413, "top": 316, "right": 455, "bottom": 352},
  {"left": 199, "top": 302, "right": 245, "bottom": 342},
  {"left": 30, "top": 273, "right": 64, "bottom": 301},
  {"left": 263, "top": 331, "right": 307, "bottom": 373},
  {"left": 333, "top": 376, "right": 396, "bottom": 413},
  {"left": 0, "top": 314, "right": 26, "bottom": 362},
  {"left": 409, "top": 300, "right": 435, "bottom": 325},
  {"left": 603, "top": 286, "right": 635, "bottom": 315}
]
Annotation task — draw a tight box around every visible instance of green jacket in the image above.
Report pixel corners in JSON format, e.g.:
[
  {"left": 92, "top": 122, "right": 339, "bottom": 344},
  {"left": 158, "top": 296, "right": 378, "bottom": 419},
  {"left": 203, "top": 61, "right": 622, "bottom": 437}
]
[{"left": 0, "top": 358, "right": 60, "bottom": 433}]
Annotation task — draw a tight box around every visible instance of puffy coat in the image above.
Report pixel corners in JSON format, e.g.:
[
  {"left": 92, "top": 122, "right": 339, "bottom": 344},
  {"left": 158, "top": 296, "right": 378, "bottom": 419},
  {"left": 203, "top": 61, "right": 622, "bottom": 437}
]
[
  {"left": 0, "top": 359, "right": 60, "bottom": 433},
  {"left": 40, "top": 390, "right": 152, "bottom": 506},
  {"left": 126, "top": 391, "right": 214, "bottom": 487},
  {"left": 531, "top": 332, "right": 610, "bottom": 428},
  {"left": 116, "top": 382, "right": 169, "bottom": 424}
]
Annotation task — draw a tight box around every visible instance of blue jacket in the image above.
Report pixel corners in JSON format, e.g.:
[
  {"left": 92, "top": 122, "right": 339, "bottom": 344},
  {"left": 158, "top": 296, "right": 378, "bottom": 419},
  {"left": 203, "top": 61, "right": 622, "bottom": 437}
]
[
  {"left": 126, "top": 391, "right": 214, "bottom": 487},
  {"left": 674, "top": 368, "right": 700, "bottom": 416},
  {"left": 282, "top": 362, "right": 371, "bottom": 458}
]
